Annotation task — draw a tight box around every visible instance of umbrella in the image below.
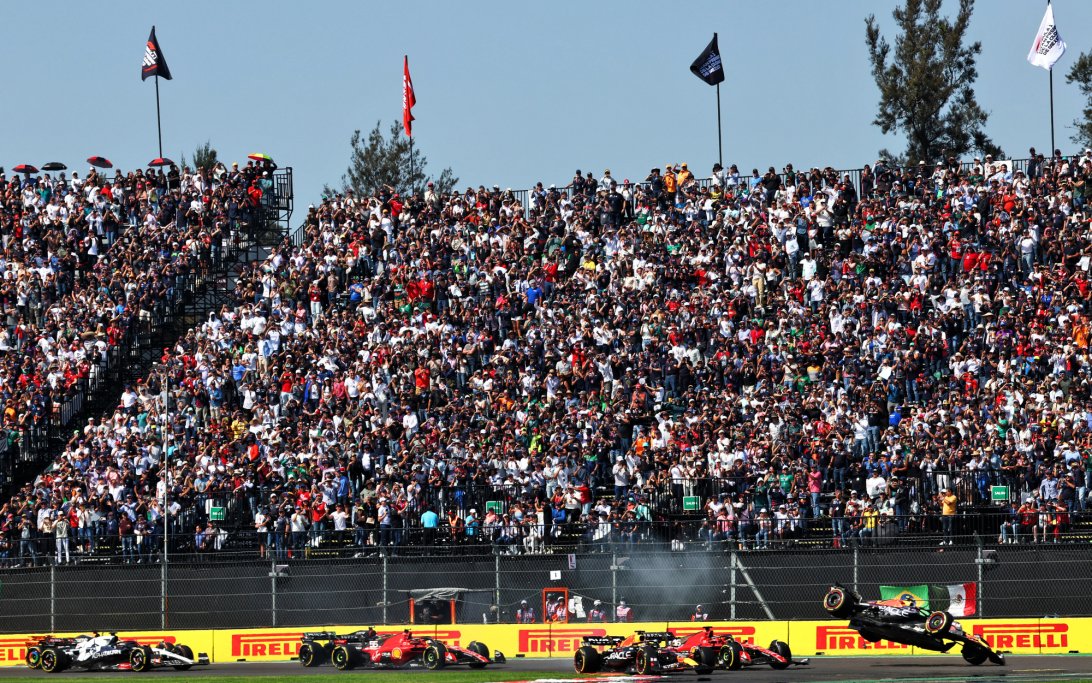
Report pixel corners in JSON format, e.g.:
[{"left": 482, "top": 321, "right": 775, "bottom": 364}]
[
  {"left": 12, "top": 164, "right": 39, "bottom": 175},
  {"left": 41, "top": 162, "right": 67, "bottom": 172},
  {"left": 247, "top": 153, "right": 274, "bottom": 163},
  {"left": 86, "top": 156, "right": 113, "bottom": 169},
  {"left": 148, "top": 157, "right": 175, "bottom": 168}
]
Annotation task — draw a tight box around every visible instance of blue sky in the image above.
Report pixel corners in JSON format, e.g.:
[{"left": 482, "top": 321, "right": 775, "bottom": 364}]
[{"left": 2, "top": 1, "right": 1089, "bottom": 218}]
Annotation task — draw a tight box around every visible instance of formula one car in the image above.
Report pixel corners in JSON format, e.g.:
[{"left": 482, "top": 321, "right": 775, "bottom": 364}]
[
  {"left": 823, "top": 584, "right": 1005, "bottom": 665},
  {"left": 298, "top": 629, "right": 504, "bottom": 670},
  {"left": 678, "top": 626, "right": 808, "bottom": 670},
  {"left": 573, "top": 631, "right": 719, "bottom": 675},
  {"left": 26, "top": 633, "right": 209, "bottom": 672}
]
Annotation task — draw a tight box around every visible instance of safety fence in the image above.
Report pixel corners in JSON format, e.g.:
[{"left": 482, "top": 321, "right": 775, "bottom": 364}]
[{"left": 0, "top": 543, "right": 1088, "bottom": 634}]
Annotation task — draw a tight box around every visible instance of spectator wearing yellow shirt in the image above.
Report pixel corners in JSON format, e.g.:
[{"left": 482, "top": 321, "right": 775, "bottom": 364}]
[
  {"left": 939, "top": 487, "right": 958, "bottom": 545},
  {"left": 860, "top": 502, "right": 878, "bottom": 546}
]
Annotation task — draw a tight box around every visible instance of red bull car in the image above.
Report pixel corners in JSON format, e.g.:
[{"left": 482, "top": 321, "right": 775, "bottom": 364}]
[
  {"left": 573, "top": 631, "right": 718, "bottom": 675},
  {"left": 298, "top": 629, "right": 504, "bottom": 670},
  {"left": 823, "top": 584, "right": 1005, "bottom": 665},
  {"left": 678, "top": 626, "right": 807, "bottom": 670}
]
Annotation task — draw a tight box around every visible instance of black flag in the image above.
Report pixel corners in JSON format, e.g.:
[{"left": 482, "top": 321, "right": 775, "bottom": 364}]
[
  {"left": 690, "top": 33, "right": 725, "bottom": 86},
  {"left": 142, "top": 26, "right": 172, "bottom": 81}
]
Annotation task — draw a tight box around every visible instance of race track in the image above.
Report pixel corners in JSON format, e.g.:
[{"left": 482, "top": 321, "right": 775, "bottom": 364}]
[{"left": 5, "top": 656, "right": 1092, "bottom": 682}]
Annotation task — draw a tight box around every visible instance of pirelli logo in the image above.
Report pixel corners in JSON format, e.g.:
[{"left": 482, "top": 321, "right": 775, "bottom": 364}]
[
  {"left": 669, "top": 626, "right": 756, "bottom": 645},
  {"left": 518, "top": 628, "right": 607, "bottom": 653},
  {"left": 972, "top": 623, "right": 1068, "bottom": 649},
  {"left": 231, "top": 632, "right": 304, "bottom": 658},
  {"left": 815, "top": 626, "right": 909, "bottom": 651},
  {"left": 0, "top": 638, "right": 26, "bottom": 662}
]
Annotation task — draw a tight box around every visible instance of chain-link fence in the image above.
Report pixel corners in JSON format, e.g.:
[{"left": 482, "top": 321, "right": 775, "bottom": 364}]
[{"left": 0, "top": 541, "right": 1088, "bottom": 633}]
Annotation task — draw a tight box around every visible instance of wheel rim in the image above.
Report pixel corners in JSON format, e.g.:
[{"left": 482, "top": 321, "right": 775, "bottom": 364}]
[
  {"left": 927, "top": 614, "right": 945, "bottom": 632},
  {"left": 299, "top": 645, "right": 312, "bottom": 665},
  {"left": 720, "top": 646, "right": 734, "bottom": 668},
  {"left": 425, "top": 649, "right": 437, "bottom": 667},
  {"left": 133, "top": 650, "right": 145, "bottom": 668},
  {"left": 333, "top": 648, "right": 347, "bottom": 668},
  {"left": 27, "top": 649, "right": 40, "bottom": 666},
  {"left": 41, "top": 652, "right": 55, "bottom": 671},
  {"left": 575, "top": 652, "right": 585, "bottom": 672},
  {"left": 825, "top": 590, "right": 844, "bottom": 609}
]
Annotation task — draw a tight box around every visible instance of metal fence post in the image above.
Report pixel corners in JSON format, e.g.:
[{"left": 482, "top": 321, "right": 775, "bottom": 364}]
[
  {"left": 271, "top": 558, "right": 277, "bottom": 627},
  {"left": 494, "top": 554, "right": 501, "bottom": 619},
  {"left": 611, "top": 553, "right": 617, "bottom": 612},
  {"left": 852, "top": 546, "right": 859, "bottom": 594},
  {"left": 382, "top": 555, "right": 388, "bottom": 625},
  {"left": 50, "top": 565, "right": 55, "bottom": 633},
  {"left": 976, "top": 535, "right": 984, "bottom": 618},
  {"left": 729, "top": 551, "right": 737, "bottom": 620}
]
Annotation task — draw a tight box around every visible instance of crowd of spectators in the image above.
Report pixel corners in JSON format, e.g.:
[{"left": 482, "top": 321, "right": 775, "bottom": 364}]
[
  {"left": 0, "top": 159, "right": 274, "bottom": 565},
  {"left": 5, "top": 144, "right": 1092, "bottom": 565}
]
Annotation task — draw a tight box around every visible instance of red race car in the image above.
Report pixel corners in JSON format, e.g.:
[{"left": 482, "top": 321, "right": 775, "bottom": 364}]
[
  {"left": 298, "top": 629, "right": 504, "bottom": 670},
  {"left": 678, "top": 626, "right": 808, "bottom": 671}
]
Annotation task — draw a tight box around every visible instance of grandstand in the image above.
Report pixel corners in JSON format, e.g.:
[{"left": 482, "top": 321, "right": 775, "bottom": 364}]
[{"left": 2, "top": 147, "right": 1091, "bottom": 567}]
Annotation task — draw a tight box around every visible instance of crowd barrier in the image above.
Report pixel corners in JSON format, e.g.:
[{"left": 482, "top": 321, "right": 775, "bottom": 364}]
[{"left": 0, "top": 618, "right": 1084, "bottom": 666}]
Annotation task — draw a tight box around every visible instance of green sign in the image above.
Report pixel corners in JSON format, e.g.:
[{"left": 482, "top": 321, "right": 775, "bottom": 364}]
[
  {"left": 210, "top": 506, "right": 225, "bottom": 521},
  {"left": 486, "top": 501, "right": 503, "bottom": 515},
  {"left": 682, "top": 496, "right": 700, "bottom": 511},
  {"left": 990, "top": 486, "right": 1010, "bottom": 502}
]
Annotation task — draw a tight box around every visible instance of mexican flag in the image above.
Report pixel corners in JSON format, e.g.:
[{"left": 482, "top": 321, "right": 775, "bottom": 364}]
[
  {"left": 947, "top": 582, "right": 977, "bottom": 617},
  {"left": 880, "top": 585, "right": 930, "bottom": 610}
]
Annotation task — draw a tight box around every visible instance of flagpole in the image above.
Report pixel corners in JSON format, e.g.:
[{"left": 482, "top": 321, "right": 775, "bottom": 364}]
[
  {"left": 155, "top": 74, "right": 163, "bottom": 159},
  {"left": 1049, "top": 66, "right": 1056, "bottom": 153},
  {"left": 409, "top": 136, "right": 414, "bottom": 193},
  {"left": 716, "top": 83, "right": 723, "bottom": 167}
]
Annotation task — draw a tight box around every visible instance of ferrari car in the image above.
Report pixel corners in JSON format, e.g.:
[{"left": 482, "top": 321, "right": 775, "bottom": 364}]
[
  {"left": 678, "top": 626, "right": 807, "bottom": 670},
  {"left": 298, "top": 629, "right": 504, "bottom": 670},
  {"left": 26, "top": 633, "right": 208, "bottom": 673},
  {"left": 573, "top": 631, "right": 718, "bottom": 675},
  {"left": 823, "top": 584, "right": 1005, "bottom": 665}
]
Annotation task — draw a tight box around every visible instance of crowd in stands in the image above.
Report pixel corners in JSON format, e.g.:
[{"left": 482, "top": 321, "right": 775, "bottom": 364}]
[
  {"left": 0, "top": 159, "right": 273, "bottom": 565},
  {"left": 4, "top": 144, "right": 1092, "bottom": 565}
]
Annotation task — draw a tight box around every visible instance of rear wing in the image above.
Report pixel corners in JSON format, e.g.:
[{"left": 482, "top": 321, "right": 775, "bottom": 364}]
[
  {"left": 301, "top": 632, "right": 337, "bottom": 642},
  {"left": 582, "top": 635, "right": 626, "bottom": 646},
  {"left": 638, "top": 631, "right": 675, "bottom": 643}
]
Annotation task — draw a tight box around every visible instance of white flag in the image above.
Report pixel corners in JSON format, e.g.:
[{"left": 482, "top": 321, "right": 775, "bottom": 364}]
[
  {"left": 947, "top": 582, "right": 977, "bottom": 617},
  {"left": 1027, "top": 3, "right": 1066, "bottom": 70}
]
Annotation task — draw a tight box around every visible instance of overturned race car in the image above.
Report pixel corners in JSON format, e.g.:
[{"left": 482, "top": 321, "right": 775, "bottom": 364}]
[
  {"left": 298, "top": 629, "right": 504, "bottom": 670},
  {"left": 678, "top": 626, "right": 808, "bottom": 671},
  {"left": 573, "top": 631, "right": 719, "bottom": 675},
  {"left": 26, "top": 633, "right": 208, "bottom": 673},
  {"left": 823, "top": 584, "right": 1005, "bottom": 666}
]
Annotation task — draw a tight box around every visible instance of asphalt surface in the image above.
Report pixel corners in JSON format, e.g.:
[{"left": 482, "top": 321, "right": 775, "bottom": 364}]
[{"left": 3, "top": 656, "right": 1092, "bottom": 681}]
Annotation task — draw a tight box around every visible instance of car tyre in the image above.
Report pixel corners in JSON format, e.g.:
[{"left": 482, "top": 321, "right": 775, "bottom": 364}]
[
  {"left": 769, "top": 640, "right": 792, "bottom": 670},
  {"left": 823, "top": 586, "right": 856, "bottom": 619},
  {"left": 331, "top": 645, "right": 357, "bottom": 671},
  {"left": 961, "top": 644, "right": 988, "bottom": 666},
  {"left": 299, "top": 642, "right": 322, "bottom": 667},
  {"left": 423, "top": 642, "right": 447, "bottom": 670},
  {"left": 130, "top": 645, "right": 154, "bottom": 672},
  {"left": 574, "top": 646, "right": 602, "bottom": 674},
  {"left": 691, "top": 646, "right": 717, "bottom": 675},
  {"left": 40, "top": 648, "right": 67, "bottom": 674},
  {"left": 467, "top": 641, "right": 489, "bottom": 669},
  {"left": 719, "top": 640, "right": 744, "bottom": 670},
  {"left": 925, "top": 611, "right": 954, "bottom": 636},
  {"left": 635, "top": 647, "right": 658, "bottom": 676},
  {"left": 26, "top": 646, "right": 41, "bottom": 669},
  {"left": 173, "top": 644, "right": 194, "bottom": 671}
]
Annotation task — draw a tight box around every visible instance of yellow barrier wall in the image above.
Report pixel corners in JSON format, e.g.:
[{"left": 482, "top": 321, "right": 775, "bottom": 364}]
[{"left": 1, "top": 619, "right": 1086, "bottom": 666}]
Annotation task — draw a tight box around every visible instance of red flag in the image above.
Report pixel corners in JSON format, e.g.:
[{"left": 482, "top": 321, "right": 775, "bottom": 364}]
[{"left": 402, "top": 56, "right": 416, "bottom": 137}]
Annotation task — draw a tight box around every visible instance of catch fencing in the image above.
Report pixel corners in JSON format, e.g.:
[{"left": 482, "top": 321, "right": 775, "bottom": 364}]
[{"left": 0, "top": 542, "right": 1087, "bottom": 634}]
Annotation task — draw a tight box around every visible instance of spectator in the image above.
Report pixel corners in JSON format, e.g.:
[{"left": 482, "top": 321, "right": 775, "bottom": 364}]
[{"left": 615, "top": 598, "right": 633, "bottom": 623}]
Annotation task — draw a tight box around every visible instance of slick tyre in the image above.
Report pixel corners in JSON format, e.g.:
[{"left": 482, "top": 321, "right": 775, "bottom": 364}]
[
  {"left": 467, "top": 641, "right": 489, "bottom": 669},
  {"left": 173, "top": 644, "right": 194, "bottom": 671},
  {"left": 769, "top": 640, "right": 792, "bottom": 670},
  {"left": 691, "top": 646, "right": 717, "bottom": 675},
  {"left": 423, "top": 642, "right": 447, "bottom": 670},
  {"left": 130, "top": 646, "right": 155, "bottom": 672},
  {"left": 635, "top": 647, "right": 658, "bottom": 676},
  {"left": 719, "top": 640, "right": 744, "bottom": 670},
  {"left": 823, "top": 586, "right": 855, "bottom": 619},
  {"left": 925, "top": 611, "right": 954, "bottom": 636},
  {"left": 39, "top": 648, "right": 68, "bottom": 674},
  {"left": 299, "top": 642, "right": 322, "bottom": 668},
  {"left": 962, "top": 645, "right": 988, "bottom": 666},
  {"left": 331, "top": 645, "right": 357, "bottom": 671},
  {"left": 574, "top": 646, "right": 603, "bottom": 674}
]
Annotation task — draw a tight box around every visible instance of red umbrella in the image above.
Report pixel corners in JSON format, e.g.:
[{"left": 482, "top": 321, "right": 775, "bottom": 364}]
[
  {"left": 12, "top": 164, "right": 39, "bottom": 175},
  {"left": 86, "top": 156, "right": 113, "bottom": 169},
  {"left": 148, "top": 158, "right": 175, "bottom": 168}
]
